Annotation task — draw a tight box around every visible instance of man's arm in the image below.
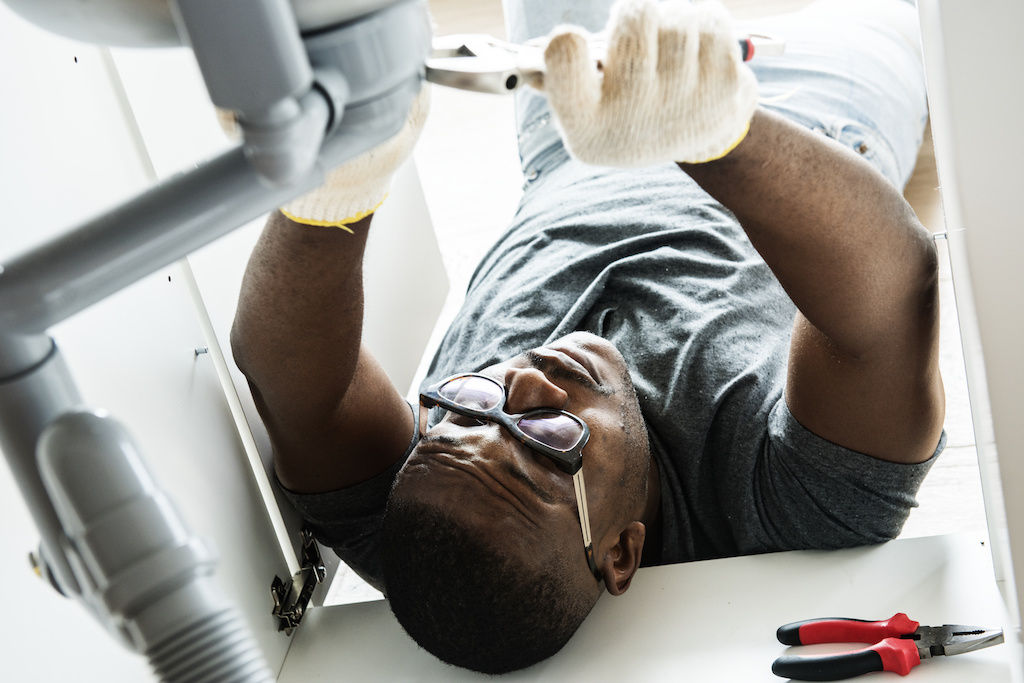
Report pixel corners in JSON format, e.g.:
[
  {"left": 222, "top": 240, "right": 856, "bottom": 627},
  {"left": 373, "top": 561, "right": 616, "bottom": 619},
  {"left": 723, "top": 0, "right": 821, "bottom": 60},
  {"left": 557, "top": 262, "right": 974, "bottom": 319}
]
[
  {"left": 231, "top": 88, "right": 428, "bottom": 493},
  {"left": 681, "top": 108, "right": 943, "bottom": 464},
  {"left": 231, "top": 212, "right": 414, "bottom": 493},
  {"left": 536, "top": 1, "right": 941, "bottom": 464}
]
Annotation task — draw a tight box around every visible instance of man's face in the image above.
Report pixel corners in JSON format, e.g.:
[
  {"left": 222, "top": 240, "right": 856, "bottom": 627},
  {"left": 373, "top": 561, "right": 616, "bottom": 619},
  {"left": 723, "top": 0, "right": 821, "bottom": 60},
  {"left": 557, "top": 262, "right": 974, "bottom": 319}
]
[{"left": 393, "top": 331, "right": 650, "bottom": 582}]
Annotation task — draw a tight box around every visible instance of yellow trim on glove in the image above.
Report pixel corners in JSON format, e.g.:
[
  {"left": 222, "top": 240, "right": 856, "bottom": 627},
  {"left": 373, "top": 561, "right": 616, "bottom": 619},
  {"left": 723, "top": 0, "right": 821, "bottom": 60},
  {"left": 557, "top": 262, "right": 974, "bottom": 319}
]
[
  {"left": 688, "top": 120, "right": 752, "bottom": 164},
  {"left": 280, "top": 195, "right": 389, "bottom": 233}
]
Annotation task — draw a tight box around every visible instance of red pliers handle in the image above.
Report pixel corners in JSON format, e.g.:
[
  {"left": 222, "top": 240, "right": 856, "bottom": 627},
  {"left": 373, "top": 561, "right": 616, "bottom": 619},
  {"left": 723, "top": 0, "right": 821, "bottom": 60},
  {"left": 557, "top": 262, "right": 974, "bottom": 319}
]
[
  {"left": 777, "top": 613, "right": 920, "bottom": 646},
  {"left": 773, "top": 614, "right": 921, "bottom": 680}
]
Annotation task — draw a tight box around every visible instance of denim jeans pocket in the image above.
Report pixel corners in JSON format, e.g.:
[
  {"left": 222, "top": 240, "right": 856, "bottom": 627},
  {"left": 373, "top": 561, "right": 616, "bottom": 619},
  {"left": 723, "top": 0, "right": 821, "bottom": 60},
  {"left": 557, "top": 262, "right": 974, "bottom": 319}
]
[
  {"left": 520, "top": 141, "right": 571, "bottom": 191},
  {"left": 817, "top": 117, "right": 902, "bottom": 187}
]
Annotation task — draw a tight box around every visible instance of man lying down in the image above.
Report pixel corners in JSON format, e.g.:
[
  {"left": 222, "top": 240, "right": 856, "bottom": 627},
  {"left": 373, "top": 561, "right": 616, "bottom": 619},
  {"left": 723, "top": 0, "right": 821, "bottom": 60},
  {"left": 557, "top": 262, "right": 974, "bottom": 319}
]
[{"left": 231, "top": 0, "right": 943, "bottom": 674}]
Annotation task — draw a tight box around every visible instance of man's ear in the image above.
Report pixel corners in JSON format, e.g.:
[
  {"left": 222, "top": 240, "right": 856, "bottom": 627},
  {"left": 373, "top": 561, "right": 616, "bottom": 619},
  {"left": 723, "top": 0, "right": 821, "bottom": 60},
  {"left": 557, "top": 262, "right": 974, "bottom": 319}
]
[{"left": 599, "top": 521, "right": 646, "bottom": 596}]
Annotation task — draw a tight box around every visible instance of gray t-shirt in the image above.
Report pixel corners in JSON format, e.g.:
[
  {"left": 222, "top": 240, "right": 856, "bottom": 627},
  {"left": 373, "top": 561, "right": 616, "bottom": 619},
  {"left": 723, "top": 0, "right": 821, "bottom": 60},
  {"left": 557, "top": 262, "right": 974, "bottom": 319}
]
[{"left": 282, "top": 153, "right": 940, "bottom": 590}]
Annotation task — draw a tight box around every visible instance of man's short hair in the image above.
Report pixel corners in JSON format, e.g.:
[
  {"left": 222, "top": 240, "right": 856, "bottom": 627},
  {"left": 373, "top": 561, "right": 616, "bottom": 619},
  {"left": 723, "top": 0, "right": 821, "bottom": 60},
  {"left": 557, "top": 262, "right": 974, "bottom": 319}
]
[{"left": 380, "top": 494, "right": 597, "bottom": 674}]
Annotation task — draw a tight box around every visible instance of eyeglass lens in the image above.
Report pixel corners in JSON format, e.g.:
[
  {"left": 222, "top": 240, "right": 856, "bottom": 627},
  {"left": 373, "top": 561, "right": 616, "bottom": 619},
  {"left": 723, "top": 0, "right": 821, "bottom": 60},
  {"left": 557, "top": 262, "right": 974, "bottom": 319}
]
[
  {"left": 518, "top": 413, "right": 583, "bottom": 451},
  {"left": 438, "top": 375, "right": 503, "bottom": 410},
  {"left": 439, "top": 376, "right": 585, "bottom": 452}
]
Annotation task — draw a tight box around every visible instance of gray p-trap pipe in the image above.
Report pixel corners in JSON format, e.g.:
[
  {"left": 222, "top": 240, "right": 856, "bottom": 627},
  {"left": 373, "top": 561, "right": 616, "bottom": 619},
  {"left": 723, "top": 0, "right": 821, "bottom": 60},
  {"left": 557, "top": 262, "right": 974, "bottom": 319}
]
[
  {"left": 0, "top": 0, "right": 427, "bottom": 338},
  {"left": 38, "top": 410, "right": 275, "bottom": 681},
  {"left": 0, "top": 83, "right": 418, "bottom": 337}
]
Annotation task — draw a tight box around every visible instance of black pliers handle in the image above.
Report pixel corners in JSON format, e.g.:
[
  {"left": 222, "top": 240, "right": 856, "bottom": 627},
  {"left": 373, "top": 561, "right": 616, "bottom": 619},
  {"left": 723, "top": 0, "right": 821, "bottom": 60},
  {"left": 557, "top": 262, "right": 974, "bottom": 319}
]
[{"left": 772, "top": 613, "right": 1004, "bottom": 681}]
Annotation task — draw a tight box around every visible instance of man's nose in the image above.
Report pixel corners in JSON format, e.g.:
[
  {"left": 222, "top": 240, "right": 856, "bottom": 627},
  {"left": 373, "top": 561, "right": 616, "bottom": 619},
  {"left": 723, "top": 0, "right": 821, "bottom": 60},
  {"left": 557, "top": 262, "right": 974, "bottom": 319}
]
[{"left": 503, "top": 366, "right": 569, "bottom": 414}]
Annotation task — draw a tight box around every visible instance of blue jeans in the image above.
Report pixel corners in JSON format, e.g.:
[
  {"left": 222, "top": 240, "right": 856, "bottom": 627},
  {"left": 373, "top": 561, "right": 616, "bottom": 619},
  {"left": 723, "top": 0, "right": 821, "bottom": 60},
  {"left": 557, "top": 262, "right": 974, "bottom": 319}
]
[{"left": 502, "top": 0, "right": 928, "bottom": 190}]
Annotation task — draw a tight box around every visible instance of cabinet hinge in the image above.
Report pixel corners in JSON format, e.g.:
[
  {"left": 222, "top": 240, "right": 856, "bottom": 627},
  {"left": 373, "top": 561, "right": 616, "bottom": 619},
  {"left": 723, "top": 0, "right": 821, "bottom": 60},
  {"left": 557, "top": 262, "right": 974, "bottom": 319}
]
[{"left": 271, "top": 529, "right": 326, "bottom": 635}]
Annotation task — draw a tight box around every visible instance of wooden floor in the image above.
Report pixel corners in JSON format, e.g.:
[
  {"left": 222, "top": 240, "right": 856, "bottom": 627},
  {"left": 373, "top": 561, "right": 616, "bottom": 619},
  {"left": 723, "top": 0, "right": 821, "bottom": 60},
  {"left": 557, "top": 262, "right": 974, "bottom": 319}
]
[{"left": 416, "top": 0, "right": 987, "bottom": 541}]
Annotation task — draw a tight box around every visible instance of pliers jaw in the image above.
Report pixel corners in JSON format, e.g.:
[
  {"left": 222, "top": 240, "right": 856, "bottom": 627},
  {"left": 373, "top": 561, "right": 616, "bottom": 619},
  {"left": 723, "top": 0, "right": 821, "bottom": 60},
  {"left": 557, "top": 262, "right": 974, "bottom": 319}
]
[{"left": 911, "top": 624, "right": 1005, "bottom": 659}]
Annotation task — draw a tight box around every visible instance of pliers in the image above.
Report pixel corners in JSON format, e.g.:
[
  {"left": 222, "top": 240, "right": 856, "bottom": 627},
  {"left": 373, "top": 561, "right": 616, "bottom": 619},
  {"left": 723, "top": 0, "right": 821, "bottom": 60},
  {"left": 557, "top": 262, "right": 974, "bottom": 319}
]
[{"left": 772, "top": 612, "right": 1003, "bottom": 680}]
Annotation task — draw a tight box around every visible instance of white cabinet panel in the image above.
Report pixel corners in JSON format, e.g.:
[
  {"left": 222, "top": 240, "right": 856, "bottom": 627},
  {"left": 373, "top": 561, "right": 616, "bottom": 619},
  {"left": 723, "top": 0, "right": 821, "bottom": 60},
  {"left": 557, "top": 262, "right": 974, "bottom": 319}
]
[
  {"left": 918, "top": 0, "right": 1024, "bottom": 631},
  {"left": 279, "top": 535, "right": 1021, "bottom": 682}
]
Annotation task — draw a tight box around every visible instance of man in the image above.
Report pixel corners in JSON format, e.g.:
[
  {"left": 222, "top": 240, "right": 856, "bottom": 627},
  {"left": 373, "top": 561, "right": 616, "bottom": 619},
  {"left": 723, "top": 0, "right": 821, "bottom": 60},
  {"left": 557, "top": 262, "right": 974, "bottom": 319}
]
[{"left": 231, "top": 0, "right": 943, "bottom": 674}]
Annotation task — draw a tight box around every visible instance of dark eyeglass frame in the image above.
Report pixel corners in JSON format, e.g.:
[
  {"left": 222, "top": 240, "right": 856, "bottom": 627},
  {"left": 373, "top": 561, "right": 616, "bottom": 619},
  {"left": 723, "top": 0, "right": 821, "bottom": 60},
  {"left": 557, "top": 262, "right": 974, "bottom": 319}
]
[{"left": 419, "top": 373, "right": 601, "bottom": 580}]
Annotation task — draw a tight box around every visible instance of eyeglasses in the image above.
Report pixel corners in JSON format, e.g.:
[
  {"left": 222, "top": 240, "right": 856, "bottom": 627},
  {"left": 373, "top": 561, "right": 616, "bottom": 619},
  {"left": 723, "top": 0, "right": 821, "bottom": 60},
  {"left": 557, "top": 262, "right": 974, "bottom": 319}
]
[{"left": 419, "top": 373, "right": 600, "bottom": 580}]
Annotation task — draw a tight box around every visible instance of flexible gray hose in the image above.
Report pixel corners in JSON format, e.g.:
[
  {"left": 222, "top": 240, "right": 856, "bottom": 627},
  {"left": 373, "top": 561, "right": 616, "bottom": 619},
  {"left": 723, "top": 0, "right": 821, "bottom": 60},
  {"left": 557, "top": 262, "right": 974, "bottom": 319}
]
[{"left": 148, "top": 603, "right": 273, "bottom": 683}]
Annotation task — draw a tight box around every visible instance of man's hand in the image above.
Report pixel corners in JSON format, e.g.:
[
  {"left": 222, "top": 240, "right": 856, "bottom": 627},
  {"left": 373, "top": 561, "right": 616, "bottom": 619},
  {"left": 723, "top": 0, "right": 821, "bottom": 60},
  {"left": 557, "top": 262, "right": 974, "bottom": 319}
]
[{"left": 538, "top": 0, "right": 758, "bottom": 167}]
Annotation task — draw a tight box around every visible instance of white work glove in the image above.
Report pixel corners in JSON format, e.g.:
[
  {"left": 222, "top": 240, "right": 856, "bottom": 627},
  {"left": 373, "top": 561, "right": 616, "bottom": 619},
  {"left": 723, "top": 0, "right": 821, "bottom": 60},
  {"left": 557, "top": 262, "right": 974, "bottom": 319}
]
[
  {"left": 221, "top": 87, "right": 431, "bottom": 232},
  {"left": 281, "top": 86, "right": 430, "bottom": 230},
  {"left": 537, "top": 0, "right": 758, "bottom": 167}
]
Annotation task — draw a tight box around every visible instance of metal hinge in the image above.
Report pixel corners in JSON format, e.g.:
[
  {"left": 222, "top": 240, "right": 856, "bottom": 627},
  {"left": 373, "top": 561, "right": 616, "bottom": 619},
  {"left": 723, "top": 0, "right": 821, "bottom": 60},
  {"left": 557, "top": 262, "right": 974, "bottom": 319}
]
[{"left": 271, "top": 529, "right": 326, "bottom": 635}]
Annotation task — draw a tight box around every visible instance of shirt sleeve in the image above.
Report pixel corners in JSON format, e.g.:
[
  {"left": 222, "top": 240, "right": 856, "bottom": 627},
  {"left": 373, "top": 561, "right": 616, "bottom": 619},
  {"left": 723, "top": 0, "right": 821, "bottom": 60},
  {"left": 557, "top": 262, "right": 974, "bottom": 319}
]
[
  {"left": 738, "top": 399, "right": 944, "bottom": 553},
  {"left": 276, "top": 401, "right": 418, "bottom": 593}
]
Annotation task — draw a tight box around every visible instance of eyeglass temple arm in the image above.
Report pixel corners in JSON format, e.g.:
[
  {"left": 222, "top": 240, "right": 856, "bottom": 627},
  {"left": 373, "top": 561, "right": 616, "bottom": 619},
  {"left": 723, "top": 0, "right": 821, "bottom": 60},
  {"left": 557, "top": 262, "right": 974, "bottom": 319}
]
[{"left": 572, "top": 469, "right": 600, "bottom": 579}]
